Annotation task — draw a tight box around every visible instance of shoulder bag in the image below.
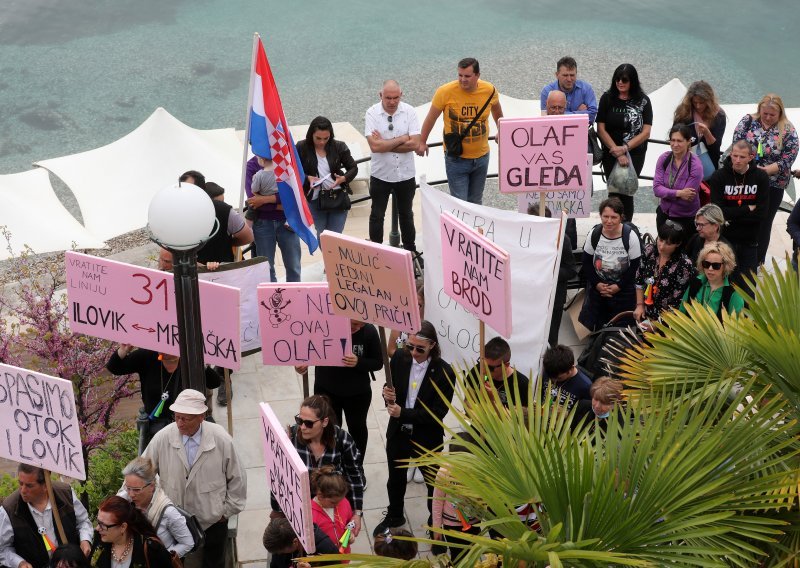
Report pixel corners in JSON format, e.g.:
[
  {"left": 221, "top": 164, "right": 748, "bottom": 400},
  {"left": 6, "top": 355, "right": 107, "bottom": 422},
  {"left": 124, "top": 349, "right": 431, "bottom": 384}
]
[{"left": 443, "top": 87, "right": 496, "bottom": 157}]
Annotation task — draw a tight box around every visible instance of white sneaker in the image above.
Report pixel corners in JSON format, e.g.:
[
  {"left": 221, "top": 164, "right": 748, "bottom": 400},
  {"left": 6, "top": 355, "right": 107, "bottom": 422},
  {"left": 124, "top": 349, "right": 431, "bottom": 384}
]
[
  {"left": 413, "top": 468, "right": 425, "bottom": 483},
  {"left": 406, "top": 467, "right": 415, "bottom": 483}
]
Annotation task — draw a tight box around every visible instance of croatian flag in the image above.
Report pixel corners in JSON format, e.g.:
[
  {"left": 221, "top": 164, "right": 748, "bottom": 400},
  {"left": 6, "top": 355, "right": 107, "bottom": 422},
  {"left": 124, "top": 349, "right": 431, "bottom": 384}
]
[{"left": 249, "top": 38, "right": 318, "bottom": 253}]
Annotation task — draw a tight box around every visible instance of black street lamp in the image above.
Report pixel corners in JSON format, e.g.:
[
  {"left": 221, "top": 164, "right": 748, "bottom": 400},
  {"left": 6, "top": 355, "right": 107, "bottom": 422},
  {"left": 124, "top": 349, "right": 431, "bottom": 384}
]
[{"left": 147, "top": 182, "right": 218, "bottom": 393}]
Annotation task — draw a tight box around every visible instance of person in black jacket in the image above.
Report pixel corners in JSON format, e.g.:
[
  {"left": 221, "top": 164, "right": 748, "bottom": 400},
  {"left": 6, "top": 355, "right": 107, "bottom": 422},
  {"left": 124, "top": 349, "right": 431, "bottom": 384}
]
[
  {"left": 295, "top": 116, "right": 358, "bottom": 239},
  {"left": 709, "top": 139, "right": 770, "bottom": 291},
  {"left": 373, "top": 320, "right": 455, "bottom": 536},
  {"left": 295, "top": 320, "right": 383, "bottom": 463},
  {"left": 106, "top": 345, "right": 221, "bottom": 446},
  {"left": 262, "top": 517, "right": 339, "bottom": 568}
]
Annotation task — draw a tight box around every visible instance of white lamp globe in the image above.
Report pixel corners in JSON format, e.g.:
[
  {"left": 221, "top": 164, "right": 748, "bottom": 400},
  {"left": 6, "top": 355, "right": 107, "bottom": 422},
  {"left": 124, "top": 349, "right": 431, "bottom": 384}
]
[{"left": 147, "top": 182, "right": 216, "bottom": 250}]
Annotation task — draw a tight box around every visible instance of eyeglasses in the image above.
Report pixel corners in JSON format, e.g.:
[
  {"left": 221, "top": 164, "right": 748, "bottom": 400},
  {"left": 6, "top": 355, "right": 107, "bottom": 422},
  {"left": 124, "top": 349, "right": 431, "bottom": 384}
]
[
  {"left": 701, "top": 260, "right": 723, "bottom": 270},
  {"left": 387, "top": 115, "right": 393, "bottom": 131},
  {"left": 124, "top": 482, "right": 152, "bottom": 495},
  {"left": 664, "top": 219, "right": 684, "bottom": 231},
  {"left": 294, "top": 415, "right": 321, "bottom": 429},
  {"left": 405, "top": 343, "right": 428, "bottom": 354},
  {"left": 695, "top": 222, "right": 710, "bottom": 229},
  {"left": 615, "top": 77, "right": 630, "bottom": 84},
  {"left": 96, "top": 521, "right": 121, "bottom": 531},
  {"left": 484, "top": 360, "right": 509, "bottom": 372}
]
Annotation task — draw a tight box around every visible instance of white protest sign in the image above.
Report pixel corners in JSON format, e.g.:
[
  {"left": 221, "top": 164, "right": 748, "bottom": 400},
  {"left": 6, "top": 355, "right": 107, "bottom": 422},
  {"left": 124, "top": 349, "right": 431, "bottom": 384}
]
[
  {"left": 198, "top": 257, "right": 271, "bottom": 355},
  {"left": 422, "top": 182, "right": 561, "bottom": 377},
  {"left": 259, "top": 402, "right": 314, "bottom": 553},
  {"left": 0, "top": 363, "right": 86, "bottom": 480}
]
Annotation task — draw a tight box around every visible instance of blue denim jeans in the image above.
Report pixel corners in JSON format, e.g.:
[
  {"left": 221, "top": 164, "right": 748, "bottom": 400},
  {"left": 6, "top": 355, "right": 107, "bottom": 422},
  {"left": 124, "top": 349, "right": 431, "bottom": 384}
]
[
  {"left": 308, "top": 198, "right": 349, "bottom": 238},
  {"left": 445, "top": 152, "right": 490, "bottom": 204},
  {"left": 253, "top": 218, "right": 301, "bottom": 282}
]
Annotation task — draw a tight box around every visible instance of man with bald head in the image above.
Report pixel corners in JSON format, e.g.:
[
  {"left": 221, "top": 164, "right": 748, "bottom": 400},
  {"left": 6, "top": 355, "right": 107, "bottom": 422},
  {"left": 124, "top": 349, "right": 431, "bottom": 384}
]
[
  {"left": 365, "top": 80, "right": 421, "bottom": 252},
  {"left": 546, "top": 90, "right": 567, "bottom": 116}
]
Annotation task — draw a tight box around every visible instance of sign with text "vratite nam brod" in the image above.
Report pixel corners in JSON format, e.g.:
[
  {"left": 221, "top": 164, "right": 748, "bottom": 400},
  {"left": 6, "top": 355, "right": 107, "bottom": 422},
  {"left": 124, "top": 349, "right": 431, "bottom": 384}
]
[{"left": 65, "top": 251, "right": 241, "bottom": 369}]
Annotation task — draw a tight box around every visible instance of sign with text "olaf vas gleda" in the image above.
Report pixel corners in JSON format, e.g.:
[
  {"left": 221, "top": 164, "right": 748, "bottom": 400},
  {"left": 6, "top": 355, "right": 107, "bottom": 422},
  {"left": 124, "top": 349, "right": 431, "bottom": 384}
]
[
  {"left": 65, "top": 251, "right": 241, "bottom": 369},
  {"left": 499, "top": 114, "right": 589, "bottom": 193}
]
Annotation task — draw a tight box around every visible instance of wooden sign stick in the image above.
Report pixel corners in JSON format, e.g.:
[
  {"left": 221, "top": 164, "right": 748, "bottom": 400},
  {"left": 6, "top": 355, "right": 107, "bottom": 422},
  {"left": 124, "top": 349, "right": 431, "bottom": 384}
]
[
  {"left": 302, "top": 370, "right": 310, "bottom": 399},
  {"left": 477, "top": 228, "right": 488, "bottom": 378},
  {"left": 44, "top": 472, "right": 68, "bottom": 545},
  {"left": 378, "top": 326, "right": 393, "bottom": 389},
  {"left": 224, "top": 368, "right": 233, "bottom": 435}
]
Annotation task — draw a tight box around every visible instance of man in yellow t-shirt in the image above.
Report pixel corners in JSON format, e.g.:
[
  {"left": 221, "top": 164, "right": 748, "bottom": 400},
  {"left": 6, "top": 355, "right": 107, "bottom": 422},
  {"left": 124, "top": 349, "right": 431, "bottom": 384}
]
[{"left": 417, "top": 58, "right": 503, "bottom": 204}]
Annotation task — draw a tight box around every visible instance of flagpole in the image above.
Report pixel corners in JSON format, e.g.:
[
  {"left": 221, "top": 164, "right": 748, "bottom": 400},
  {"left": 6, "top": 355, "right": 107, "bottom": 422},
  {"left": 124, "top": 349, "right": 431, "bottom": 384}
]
[{"left": 238, "top": 32, "right": 260, "bottom": 214}]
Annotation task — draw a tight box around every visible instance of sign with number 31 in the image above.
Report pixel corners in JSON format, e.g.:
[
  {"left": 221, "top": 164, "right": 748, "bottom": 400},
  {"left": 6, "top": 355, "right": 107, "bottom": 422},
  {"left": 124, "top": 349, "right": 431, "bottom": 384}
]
[{"left": 65, "top": 251, "right": 241, "bottom": 369}]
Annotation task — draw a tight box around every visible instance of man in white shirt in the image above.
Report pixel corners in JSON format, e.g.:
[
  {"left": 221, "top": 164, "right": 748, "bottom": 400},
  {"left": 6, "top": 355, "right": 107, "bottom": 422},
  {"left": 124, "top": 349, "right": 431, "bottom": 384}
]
[
  {"left": 0, "top": 465, "right": 93, "bottom": 568},
  {"left": 144, "top": 389, "right": 246, "bottom": 568},
  {"left": 365, "top": 80, "right": 421, "bottom": 252}
]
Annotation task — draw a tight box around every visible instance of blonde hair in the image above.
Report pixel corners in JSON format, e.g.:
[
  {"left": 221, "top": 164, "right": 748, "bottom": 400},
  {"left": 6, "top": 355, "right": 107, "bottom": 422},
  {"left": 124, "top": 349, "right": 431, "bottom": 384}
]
[
  {"left": 697, "top": 241, "right": 737, "bottom": 277},
  {"left": 674, "top": 81, "right": 722, "bottom": 125},
  {"left": 753, "top": 93, "right": 794, "bottom": 150},
  {"left": 590, "top": 377, "right": 623, "bottom": 405}
]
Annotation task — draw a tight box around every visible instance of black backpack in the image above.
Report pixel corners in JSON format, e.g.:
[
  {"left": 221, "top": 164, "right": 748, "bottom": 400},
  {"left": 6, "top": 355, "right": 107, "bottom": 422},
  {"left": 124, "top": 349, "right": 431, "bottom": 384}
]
[
  {"left": 686, "top": 277, "right": 734, "bottom": 321},
  {"left": 589, "top": 222, "right": 642, "bottom": 252}
]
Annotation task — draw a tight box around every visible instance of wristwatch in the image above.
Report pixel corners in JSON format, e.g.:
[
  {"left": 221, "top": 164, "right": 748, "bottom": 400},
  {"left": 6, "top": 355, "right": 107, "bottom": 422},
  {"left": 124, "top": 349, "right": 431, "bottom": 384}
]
[{"left": 354, "top": 510, "right": 363, "bottom": 517}]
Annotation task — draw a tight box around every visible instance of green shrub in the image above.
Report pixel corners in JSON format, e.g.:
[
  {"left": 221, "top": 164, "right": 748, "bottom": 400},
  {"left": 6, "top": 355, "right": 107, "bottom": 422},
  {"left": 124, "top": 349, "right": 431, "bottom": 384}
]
[{"left": 75, "top": 429, "right": 139, "bottom": 515}]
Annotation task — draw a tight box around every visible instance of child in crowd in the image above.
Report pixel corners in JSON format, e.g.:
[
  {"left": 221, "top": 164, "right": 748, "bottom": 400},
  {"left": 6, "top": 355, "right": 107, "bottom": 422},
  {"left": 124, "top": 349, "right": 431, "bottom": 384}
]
[
  {"left": 431, "top": 434, "right": 481, "bottom": 561},
  {"left": 262, "top": 516, "right": 338, "bottom": 568},
  {"left": 373, "top": 528, "right": 417, "bottom": 560},
  {"left": 311, "top": 465, "right": 355, "bottom": 557},
  {"left": 245, "top": 155, "right": 279, "bottom": 220}
]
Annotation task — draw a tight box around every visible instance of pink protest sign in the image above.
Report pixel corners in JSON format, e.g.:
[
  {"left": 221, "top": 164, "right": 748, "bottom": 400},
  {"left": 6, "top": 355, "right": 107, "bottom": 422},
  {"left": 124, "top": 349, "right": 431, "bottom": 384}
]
[
  {"left": 499, "top": 115, "right": 589, "bottom": 193},
  {"left": 440, "top": 212, "right": 512, "bottom": 337},
  {"left": 65, "top": 251, "right": 241, "bottom": 369},
  {"left": 258, "top": 283, "right": 352, "bottom": 366},
  {"left": 516, "top": 154, "right": 594, "bottom": 218},
  {"left": 259, "top": 402, "right": 314, "bottom": 553},
  {"left": 0, "top": 363, "right": 86, "bottom": 480},
  {"left": 320, "top": 231, "right": 420, "bottom": 333}
]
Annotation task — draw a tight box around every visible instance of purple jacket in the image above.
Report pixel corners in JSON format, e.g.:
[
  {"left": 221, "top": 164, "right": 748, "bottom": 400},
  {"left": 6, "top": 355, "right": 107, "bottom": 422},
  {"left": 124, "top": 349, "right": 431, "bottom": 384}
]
[
  {"left": 653, "top": 151, "right": 703, "bottom": 219},
  {"left": 245, "top": 156, "right": 285, "bottom": 221}
]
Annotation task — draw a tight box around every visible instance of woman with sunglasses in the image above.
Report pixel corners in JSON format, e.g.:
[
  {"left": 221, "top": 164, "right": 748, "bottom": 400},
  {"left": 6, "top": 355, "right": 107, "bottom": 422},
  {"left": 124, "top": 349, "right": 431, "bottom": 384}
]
[
  {"left": 91, "top": 496, "right": 173, "bottom": 568},
  {"left": 119, "top": 456, "right": 195, "bottom": 558},
  {"left": 374, "top": 320, "right": 455, "bottom": 536},
  {"left": 652, "top": 124, "right": 704, "bottom": 234},
  {"left": 276, "top": 395, "right": 365, "bottom": 538},
  {"left": 596, "top": 63, "right": 652, "bottom": 221},
  {"left": 686, "top": 204, "right": 731, "bottom": 264},
  {"left": 732, "top": 94, "right": 798, "bottom": 265},
  {"left": 295, "top": 116, "right": 359, "bottom": 238},
  {"left": 680, "top": 242, "right": 744, "bottom": 318},
  {"left": 634, "top": 220, "right": 694, "bottom": 326}
]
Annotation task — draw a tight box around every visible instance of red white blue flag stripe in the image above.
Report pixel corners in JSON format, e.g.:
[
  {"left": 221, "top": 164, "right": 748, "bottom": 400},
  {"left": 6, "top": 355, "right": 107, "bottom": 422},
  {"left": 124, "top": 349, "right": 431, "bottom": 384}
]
[{"left": 249, "top": 38, "right": 318, "bottom": 253}]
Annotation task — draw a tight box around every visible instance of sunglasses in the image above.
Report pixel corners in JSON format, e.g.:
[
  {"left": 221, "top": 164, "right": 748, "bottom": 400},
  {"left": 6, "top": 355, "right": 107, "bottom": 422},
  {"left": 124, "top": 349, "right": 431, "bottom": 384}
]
[
  {"left": 387, "top": 115, "right": 393, "bottom": 131},
  {"left": 664, "top": 219, "right": 684, "bottom": 232},
  {"left": 615, "top": 77, "right": 630, "bottom": 84},
  {"left": 97, "top": 521, "right": 121, "bottom": 531},
  {"left": 405, "top": 343, "right": 428, "bottom": 354},
  {"left": 484, "top": 360, "right": 509, "bottom": 372},
  {"left": 701, "top": 260, "right": 723, "bottom": 270},
  {"left": 294, "top": 415, "right": 322, "bottom": 429}
]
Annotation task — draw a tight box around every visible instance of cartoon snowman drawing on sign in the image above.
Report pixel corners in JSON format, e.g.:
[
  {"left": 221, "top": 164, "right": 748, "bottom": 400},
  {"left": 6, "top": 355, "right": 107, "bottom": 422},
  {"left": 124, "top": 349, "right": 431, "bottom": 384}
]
[{"left": 261, "top": 288, "right": 292, "bottom": 327}]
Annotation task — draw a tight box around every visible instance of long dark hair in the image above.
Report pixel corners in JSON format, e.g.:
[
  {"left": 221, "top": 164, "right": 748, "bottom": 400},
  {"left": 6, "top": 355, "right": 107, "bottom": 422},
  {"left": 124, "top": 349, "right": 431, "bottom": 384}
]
[
  {"left": 304, "top": 116, "right": 335, "bottom": 150},
  {"left": 609, "top": 64, "right": 644, "bottom": 101},
  {"left": 409, "top": 319, "right": 441, "bottom": 362},
  {"left": 299, "top": 394, "right": 337, "bottom": 449},
  {"left": 97, "top": 496, "right": 160, "bottom": 541}
]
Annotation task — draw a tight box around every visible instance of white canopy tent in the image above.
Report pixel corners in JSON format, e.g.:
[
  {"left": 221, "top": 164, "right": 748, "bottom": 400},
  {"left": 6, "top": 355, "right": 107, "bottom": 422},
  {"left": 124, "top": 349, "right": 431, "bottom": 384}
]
[
  {"left": 34, "top": 108, "right": 243, "bottom": 241},
  {"left": 0, "top": 168, "right": 106, "bottom": 260}
]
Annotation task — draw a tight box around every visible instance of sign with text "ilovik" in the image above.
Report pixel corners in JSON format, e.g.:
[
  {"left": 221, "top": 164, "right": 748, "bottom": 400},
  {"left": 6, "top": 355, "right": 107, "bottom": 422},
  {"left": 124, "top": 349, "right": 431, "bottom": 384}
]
[
  {"left": 441, "top": 212, "right": 512, "bottom": 338},
  {"left": 65, "top": 251, "right": 241, "bottom": 369},
  {"left": 320, "top": 231, "right": 420, "bottom": 334},
  {"left": 257, "top": 283, "right": 352, "bottom": 366},
  {"left": 259, "top": 402, "right": 314, "bottom": 553},
  {"left": 0, "top": 363, "right": 86, "bottom": 480},
  {"left": 499, "top": 114, "right": 589, "bottom": 193}
]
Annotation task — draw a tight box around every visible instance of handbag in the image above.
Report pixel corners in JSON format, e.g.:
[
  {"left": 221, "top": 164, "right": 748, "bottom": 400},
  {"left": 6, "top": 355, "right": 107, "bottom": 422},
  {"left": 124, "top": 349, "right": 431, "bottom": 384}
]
[
  {"left": 692, "top": 141, "right": 715, "bottom": 180},
  {"left": 317, "top": 187, "right": 351, "bottom": 211},
  {"left": 443, "top": 87, "right": 496, "bottom": 157},
  {"left": 156, "top": 504, "right": 205, "bottom": 553},
  {"left": 588, "top": 125, "right": 603, "bottom": 165},
  {"left": 144, "top": 537, "right": 183, "bottom": 568}
]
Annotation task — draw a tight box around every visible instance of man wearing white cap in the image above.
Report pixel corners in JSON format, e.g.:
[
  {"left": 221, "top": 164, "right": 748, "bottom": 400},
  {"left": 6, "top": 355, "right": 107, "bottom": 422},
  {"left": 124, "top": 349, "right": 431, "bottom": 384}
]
[{"left": 143, "top": 389, "right": 246, "bottom": 568}]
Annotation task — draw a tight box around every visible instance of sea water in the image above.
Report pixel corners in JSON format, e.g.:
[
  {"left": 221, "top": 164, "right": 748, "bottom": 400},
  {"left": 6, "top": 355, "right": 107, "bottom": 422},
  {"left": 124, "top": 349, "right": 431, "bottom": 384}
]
[{"left": 0, "top": 0, "right": 797, "bottom": 189}]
